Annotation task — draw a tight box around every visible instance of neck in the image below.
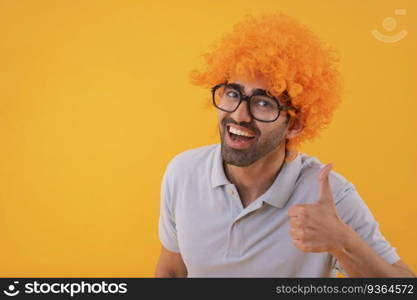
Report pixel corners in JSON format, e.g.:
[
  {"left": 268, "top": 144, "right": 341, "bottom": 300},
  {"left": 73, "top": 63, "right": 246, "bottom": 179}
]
[{"left": 224, "top": 143, "right": 287, "bottom": 207}]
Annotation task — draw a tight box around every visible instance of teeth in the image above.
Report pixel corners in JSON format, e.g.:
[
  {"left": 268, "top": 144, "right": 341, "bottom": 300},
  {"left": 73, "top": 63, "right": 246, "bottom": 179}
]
[{"left": 229, "top": 126, "right": 254, "bottom": 137}]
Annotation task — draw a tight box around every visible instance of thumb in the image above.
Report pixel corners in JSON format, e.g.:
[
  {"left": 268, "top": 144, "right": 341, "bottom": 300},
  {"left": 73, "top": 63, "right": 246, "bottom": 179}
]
[{"left": 317, "top": 163, "right": 334, "bottom": 204}]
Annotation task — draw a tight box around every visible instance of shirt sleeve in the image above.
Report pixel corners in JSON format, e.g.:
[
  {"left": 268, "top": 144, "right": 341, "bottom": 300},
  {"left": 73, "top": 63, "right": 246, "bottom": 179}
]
[
  {"left": 158, "top": 166, "right": 180, "bottom": 253},
  {"left": 331, "top": 182, "right": 400, "bottom": 275}
]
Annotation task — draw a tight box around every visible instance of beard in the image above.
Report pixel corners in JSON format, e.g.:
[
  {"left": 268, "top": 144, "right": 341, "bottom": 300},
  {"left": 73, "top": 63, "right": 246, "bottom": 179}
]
[{"left": 219, "top": 116, "right": 288, "bottom": 167}]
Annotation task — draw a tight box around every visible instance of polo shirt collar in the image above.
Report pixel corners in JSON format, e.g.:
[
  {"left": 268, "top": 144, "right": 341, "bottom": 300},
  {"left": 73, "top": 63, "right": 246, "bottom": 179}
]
[
  {"left": 262, "top": 153, "right": 302, "bottom": 208},
  {"left": 211, "top": 144, "right": 303, "bottom": 208},
  {"left": 211, "top": 145, "right": 231, "bottom": 188}
]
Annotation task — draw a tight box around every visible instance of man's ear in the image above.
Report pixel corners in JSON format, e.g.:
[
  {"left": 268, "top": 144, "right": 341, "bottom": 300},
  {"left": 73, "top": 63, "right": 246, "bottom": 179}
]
[{"left": 286, "top": 116, "right": 303, "bottom": 139}]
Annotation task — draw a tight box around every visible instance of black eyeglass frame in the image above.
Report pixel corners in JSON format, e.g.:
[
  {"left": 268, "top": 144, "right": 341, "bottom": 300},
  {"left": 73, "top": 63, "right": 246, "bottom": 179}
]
[{"left": 211, "top": 82, "right": 296, "bottom": 123}]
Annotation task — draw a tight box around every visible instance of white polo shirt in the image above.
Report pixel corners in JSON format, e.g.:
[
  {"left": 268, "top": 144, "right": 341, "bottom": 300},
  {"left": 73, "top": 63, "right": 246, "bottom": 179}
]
[{"left": 158, "top": 144, "right": 400, "bottom": 277}]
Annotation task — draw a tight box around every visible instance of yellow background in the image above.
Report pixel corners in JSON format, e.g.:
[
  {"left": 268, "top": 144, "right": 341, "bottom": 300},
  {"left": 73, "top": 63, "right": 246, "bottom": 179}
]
[{"left": 0, "top": 0, "right": 415, "bottom": 277}]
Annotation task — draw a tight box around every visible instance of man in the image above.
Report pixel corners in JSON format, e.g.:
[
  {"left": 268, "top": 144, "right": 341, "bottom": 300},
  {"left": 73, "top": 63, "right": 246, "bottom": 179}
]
[{"left": 155, "top": 13, "right": 415, "bottom": 277}]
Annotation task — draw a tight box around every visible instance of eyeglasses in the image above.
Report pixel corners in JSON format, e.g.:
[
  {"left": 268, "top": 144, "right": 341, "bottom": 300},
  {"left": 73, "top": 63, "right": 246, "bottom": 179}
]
[{"left": 211, "top": 82, "right": 295, "bottom": 122}]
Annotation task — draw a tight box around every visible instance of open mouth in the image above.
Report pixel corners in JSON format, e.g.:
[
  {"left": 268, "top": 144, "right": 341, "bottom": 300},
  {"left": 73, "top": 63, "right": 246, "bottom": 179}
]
[{"left": 226, "top": 125, "right": 256, "bottom": 148}]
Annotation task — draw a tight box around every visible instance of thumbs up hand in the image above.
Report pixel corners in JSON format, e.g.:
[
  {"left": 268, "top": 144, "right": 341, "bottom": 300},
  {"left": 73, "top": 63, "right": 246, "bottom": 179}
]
[{"left": 288, "top": 164, "right": 349, "bottom": 253}]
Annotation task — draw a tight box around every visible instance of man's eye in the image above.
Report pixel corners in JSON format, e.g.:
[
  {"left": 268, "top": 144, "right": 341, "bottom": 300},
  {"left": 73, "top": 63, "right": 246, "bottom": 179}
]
[
  {"left": 225, "top": 90, "right": 239, "bottom": 98},
  {"left": 223, "top": 87, "right": 240, "bottom": 98},
  {"left": 258, "top": 100, "right": 271, "bottom": 107}
]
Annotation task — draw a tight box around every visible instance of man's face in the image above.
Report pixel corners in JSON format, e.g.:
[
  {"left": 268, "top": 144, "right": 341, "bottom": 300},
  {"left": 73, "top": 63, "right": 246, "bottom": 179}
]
[{"left": 218, "top": 76, "right": 290, "bottom": 167}]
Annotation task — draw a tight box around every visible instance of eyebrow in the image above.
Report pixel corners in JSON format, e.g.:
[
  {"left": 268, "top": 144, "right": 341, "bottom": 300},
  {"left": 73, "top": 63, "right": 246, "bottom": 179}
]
[{"left": 226, "top": 82, "right": 269, "bottom": 96}]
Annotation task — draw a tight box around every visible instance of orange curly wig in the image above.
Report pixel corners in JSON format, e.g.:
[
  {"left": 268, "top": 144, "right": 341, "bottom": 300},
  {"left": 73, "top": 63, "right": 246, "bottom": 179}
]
[{"left": 190, "top": 13, "right": 341, "bottom": 161}]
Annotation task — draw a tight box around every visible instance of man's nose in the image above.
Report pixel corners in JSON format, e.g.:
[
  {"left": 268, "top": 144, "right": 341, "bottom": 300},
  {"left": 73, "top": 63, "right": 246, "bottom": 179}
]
[{"left": 230, "top": 101, "right": 252, "bottom": 123}]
